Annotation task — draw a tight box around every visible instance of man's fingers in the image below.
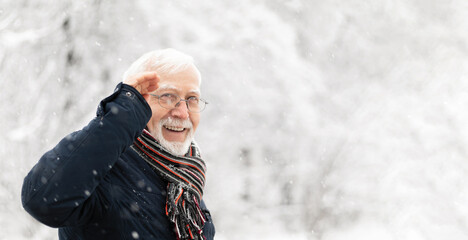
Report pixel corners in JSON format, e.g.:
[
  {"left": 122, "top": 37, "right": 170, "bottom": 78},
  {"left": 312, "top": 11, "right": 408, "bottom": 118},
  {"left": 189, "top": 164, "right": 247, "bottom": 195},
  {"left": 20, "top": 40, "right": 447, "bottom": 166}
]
[
  {"left": 144, "top": 75, "right": 159, "bottom": 93},
  {"left": 137, "top": 72, "right": 159, "bottom": 94},
  {"left": 139, "top": 71, "right": 159, "bottom": 81},
  {"left": 124, "top": 71, "right": 160, "bottom": 94}
]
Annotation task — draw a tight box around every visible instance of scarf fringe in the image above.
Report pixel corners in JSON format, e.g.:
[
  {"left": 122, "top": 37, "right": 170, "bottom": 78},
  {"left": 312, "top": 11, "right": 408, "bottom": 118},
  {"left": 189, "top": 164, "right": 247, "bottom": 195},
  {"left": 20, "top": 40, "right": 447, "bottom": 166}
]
[{"left": 167, "top": 183, "right": 207, "bottom": 240}]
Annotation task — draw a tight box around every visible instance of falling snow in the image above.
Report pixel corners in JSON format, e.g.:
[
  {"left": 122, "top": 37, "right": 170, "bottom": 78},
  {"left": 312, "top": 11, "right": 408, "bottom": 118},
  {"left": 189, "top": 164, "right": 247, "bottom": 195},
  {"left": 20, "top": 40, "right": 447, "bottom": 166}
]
[{"left": 2, "top": 0, "right": 468, "bottom": 240}]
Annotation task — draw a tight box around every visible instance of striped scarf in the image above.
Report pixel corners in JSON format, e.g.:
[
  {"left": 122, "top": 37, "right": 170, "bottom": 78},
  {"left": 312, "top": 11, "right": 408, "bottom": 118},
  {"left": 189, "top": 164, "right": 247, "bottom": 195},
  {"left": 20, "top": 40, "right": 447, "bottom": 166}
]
[{"left": 131, "top": 129, "right": 207, "bottom": 240}]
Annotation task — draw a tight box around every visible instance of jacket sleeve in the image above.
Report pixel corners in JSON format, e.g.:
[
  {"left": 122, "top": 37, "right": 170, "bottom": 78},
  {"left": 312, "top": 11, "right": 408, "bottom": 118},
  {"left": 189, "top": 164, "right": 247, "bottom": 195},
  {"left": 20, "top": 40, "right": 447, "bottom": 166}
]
[{"left": 21, "top": 83, "right": 152, "bottom": 227}]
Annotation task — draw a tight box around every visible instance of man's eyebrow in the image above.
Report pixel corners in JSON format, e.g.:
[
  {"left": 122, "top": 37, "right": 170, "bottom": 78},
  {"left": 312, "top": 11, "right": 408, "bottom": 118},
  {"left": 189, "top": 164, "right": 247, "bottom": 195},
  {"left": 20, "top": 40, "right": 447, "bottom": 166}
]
[
  {"left": 188, "top": 89, "right": 201, "bottom": 95},
  {"left": 157, "top": 84, "right": 178, "bottom": 91}
]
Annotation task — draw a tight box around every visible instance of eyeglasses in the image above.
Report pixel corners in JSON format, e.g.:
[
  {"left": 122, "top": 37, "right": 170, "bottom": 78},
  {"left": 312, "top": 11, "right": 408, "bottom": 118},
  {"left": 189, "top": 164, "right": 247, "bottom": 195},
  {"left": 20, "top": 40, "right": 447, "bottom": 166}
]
[{"left": 149, "top": 93, "right": 208, "bottom": 113}]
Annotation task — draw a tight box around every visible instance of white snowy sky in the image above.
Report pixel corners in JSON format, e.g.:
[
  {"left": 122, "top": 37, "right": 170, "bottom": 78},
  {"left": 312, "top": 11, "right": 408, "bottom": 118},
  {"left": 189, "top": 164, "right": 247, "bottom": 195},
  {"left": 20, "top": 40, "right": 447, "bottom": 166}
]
[{"left": 1, "top": 0, "right": 468, "bottom": 239}]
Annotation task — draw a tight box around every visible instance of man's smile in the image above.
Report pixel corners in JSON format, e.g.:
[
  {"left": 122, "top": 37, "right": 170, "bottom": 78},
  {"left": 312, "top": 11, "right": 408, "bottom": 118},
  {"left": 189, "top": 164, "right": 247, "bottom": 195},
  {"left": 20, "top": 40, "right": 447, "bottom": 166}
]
[{"left": 163, "top": 125, "right": 186, "bottom": 132}]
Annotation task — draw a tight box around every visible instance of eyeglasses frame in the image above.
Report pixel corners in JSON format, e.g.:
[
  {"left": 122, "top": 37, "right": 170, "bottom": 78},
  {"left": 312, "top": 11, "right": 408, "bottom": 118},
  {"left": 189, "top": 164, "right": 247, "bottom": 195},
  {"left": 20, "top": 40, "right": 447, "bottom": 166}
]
[{"left": 149, "top": 93, "right": 208, "bottom": 113}]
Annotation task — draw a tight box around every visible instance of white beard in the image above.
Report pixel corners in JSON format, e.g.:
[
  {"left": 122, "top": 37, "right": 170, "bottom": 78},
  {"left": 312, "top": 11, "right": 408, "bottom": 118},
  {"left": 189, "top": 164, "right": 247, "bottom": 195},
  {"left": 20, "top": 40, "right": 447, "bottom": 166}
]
[{"left": 153, "top": 117, "right": 194, "bottom": 156}]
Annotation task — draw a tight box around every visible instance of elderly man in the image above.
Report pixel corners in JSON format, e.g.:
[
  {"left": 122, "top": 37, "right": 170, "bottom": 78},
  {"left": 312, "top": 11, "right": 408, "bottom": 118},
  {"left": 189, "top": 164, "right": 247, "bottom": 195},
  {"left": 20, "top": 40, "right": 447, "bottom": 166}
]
[{"left": 22, "top": 49, "right": 215, "bottom": 240}]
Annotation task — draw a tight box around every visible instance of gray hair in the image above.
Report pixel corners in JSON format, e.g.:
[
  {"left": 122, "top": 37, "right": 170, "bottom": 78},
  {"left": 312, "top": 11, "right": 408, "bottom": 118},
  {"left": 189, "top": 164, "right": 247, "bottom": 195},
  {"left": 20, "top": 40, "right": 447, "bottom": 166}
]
[{"left": 122, "top": 48, "right": 201, "bottom": 83}]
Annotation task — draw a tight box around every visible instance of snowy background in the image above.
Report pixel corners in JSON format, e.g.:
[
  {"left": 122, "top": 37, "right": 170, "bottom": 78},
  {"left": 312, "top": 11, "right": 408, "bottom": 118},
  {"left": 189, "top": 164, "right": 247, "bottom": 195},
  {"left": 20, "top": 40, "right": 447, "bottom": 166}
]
[{"left": 1, "top": 0, "right": 468, "bottom": 239}]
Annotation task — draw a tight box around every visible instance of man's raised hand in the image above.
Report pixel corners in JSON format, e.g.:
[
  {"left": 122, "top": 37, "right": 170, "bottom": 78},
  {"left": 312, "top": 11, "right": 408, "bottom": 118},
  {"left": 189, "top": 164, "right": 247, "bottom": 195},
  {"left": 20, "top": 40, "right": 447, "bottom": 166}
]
[{"left": 123, "top": 72, "right": 159, "bottom": 101}]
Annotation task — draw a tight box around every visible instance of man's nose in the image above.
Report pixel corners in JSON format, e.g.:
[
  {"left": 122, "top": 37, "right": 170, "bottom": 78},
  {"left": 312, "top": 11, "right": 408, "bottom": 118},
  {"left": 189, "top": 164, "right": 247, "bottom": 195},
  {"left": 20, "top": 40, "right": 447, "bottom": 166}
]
[{"left": 171, "top": 101, "right": 190, "bottom": 119}]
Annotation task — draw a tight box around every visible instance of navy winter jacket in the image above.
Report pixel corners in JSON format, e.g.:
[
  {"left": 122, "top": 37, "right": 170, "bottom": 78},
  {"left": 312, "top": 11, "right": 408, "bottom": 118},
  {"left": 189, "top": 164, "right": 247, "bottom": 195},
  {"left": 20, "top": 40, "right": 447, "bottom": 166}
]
[{"left": 21, "top": 83, "right": 215, "bottom": 239}]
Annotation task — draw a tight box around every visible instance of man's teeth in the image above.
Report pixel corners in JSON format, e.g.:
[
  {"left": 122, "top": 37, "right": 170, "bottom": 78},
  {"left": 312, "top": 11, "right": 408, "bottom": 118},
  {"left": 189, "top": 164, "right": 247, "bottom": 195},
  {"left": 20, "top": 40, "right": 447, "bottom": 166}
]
[{"left": 164, "top": 126, "right": 185, "bottom": 132}]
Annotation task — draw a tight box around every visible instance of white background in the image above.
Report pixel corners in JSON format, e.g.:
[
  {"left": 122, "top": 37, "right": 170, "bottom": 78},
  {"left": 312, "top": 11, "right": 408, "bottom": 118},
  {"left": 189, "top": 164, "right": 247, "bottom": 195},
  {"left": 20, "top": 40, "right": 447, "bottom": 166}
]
[{"left": 1, "top": 0, "right": 468, "bottom": 239}]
